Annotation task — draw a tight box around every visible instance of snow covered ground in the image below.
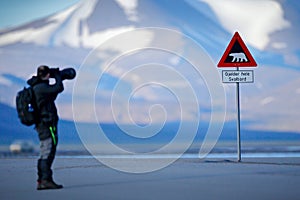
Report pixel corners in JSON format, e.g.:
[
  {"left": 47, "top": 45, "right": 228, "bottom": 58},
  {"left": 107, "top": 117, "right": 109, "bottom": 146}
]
[{"left": 1, "top": 157, "right": 300, "bottom": 200}]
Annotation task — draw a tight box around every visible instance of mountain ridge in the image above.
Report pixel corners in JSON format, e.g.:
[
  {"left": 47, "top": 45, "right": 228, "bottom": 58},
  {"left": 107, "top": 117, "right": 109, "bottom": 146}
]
[
  {"left": 0, "top": 0, "right": 299, "bottom": 132},
  {"left": 1, "top": 102, "right": 300, "bottom": 147}
]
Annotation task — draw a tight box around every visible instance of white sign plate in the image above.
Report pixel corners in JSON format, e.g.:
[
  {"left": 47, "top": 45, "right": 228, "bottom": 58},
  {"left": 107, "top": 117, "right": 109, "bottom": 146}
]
[{"left": 222, "top": 70, "right": 254, "bottom": 83}]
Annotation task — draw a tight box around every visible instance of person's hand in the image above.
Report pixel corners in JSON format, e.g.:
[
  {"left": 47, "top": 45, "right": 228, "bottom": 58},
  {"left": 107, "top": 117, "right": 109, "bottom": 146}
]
[{"left": 49, "top": 68, "right": 60, "bottom": 77}]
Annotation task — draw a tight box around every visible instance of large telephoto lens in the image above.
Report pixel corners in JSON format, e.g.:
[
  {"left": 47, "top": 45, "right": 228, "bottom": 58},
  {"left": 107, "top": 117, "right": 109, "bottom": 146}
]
[{"left": 60, "top": 68, "right": 76, "bottom": 80}]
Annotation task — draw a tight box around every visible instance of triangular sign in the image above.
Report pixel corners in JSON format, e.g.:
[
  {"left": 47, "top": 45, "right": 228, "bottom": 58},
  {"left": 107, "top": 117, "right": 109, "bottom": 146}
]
[{"left": 218, "top": 32, "right": 257, "bottom": 67}]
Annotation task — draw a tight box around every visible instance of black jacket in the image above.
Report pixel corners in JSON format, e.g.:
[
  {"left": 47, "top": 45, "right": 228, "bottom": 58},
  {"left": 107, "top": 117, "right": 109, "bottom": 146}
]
[{"left": 27, "top": 73, "right": 64, "bottom": 126}]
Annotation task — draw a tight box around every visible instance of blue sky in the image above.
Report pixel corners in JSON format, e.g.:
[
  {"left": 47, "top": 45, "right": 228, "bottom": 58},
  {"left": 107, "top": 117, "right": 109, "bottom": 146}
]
[{"left": 0, "top": 0, "right": 80, "bottom": 29}]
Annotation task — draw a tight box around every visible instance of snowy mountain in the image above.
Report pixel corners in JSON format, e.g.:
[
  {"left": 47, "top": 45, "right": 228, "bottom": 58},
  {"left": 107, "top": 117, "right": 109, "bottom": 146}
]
[{"left": 0, "top": 0, "right": 299, "bottom": 133}]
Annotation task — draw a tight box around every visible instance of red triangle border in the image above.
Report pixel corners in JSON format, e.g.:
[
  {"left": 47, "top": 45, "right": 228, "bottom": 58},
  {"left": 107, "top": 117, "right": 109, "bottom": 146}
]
[{"left": 217, "top": 32, "right": 257, "bottom": 67}]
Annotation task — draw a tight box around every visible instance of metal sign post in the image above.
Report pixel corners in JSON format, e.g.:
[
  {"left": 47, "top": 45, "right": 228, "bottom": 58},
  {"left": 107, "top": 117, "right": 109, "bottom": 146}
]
[
  {"left": 217, "top": 31, "right": 257, "bottom": 162},
  {"left": 236, "top": 67, "right": 241, "bottom": 162}
]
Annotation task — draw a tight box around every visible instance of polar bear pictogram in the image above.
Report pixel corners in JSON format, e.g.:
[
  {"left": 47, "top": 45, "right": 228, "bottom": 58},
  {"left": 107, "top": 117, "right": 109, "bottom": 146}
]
[{"left": 229, "top": 53, "right": 248, "bottom": 62}]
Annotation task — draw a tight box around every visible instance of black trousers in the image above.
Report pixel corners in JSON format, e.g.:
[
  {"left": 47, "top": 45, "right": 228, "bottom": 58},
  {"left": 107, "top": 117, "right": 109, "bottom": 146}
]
[{"left": 36, "top": 123, "right": 58, "bottom": 182}]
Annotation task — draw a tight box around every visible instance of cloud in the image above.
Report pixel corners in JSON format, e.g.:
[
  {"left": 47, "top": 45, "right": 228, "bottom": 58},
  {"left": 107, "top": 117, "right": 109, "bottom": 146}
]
[
  {"left": 260, "top": 96, "right": 275, "bottom": 105},
  {"left": 201, "top": 0, "right": 290, "bottom": 50},
  {"left": 284, "top": 53, "right": 300, "bottom": 66},
  {"left": 0, "top": 75, "right": 12, "bottom": 86}
]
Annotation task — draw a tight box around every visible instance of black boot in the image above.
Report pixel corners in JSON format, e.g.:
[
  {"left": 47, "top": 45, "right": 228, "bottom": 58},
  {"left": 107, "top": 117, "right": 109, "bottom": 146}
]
[{"left": 37, "top": 180, "right": 63, "bottom": 190}]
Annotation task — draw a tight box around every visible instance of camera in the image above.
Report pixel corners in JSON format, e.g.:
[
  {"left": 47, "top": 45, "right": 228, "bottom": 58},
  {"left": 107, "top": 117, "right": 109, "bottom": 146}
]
[{"left": 50, "top": 68, "right": 76, "bottom": 80}]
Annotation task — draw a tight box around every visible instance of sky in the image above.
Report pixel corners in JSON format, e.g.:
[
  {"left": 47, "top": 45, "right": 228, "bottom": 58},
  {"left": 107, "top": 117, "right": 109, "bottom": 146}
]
[{"left": 0, "top": 0, "right": 80, "bottom": 29}]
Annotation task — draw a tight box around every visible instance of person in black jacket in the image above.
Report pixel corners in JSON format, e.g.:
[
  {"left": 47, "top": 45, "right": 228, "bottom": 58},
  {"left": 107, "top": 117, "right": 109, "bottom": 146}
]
[{"left": 27, "top": 65, "right": 64, "bottom": 190}]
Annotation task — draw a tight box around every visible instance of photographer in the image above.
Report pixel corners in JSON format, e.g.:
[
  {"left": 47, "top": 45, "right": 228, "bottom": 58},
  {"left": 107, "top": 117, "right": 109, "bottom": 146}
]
[{"left": 27, "top": 65, "right": 66, "bottom": 190}]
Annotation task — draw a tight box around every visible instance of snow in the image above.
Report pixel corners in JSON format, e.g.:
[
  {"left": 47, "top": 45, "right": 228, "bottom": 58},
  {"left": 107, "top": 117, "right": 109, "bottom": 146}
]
[
  {"left": 81, "top": 26, "right": 136, "bottom": 49},
  {"left": 1, "top": 157, "right": 300, "bottom": 200},
  {"left": 0, "top": 4, "right": 78, "bottom": 46},
  {"left": 47, "top": 2, "right": 79, "bottom": 22},
  {"left": 0, "top": 0, "right": 290, "bottom": 51},
  {"left": 115, "top": 0, "right": 139, "bottom": 22},
  {"left": 0, "top": 30, "right": 29, "bottom": 46},
  {"left": 0, "top": 0, "right": 136, "bottom": 49},
  {"left": 201, "top": 0, "right": 290, "bottom": 50},
  {"left": 0, "top": 0, "right": 292, "bottom": 51},
  {"left": 52, "top": 0, "right": 98, "bottom": 48}
]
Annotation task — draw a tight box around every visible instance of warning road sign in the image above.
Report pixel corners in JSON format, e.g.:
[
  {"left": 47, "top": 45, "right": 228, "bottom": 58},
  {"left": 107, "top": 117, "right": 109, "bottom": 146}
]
[
  {"left": 217, "top": 32, "right": 258, "bottom": 162},
  {"left": 218, "top": 32, "right": 257, "bottom": 67}
]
